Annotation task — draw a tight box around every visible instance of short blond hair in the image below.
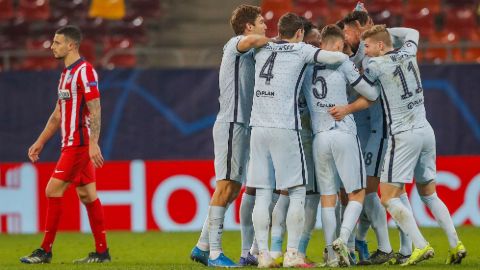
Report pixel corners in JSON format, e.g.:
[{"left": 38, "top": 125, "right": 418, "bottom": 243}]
[{"left": 361, "top": 24, "right": 392, "bottom": 47}]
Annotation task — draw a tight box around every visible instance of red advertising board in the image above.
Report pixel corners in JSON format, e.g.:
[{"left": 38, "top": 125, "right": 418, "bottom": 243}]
[{"left": 0, "top": 157, "right": 479, "bottom": 233}]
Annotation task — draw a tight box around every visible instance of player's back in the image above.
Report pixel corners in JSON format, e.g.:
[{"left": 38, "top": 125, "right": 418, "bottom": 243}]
[
  {"left": 367, "top": 49, "right": 426, "bottom": 135},
  {"left": 250, "top": 41, "right": 317, "bottom": 130},
  {"left": 217, "top": 35, "right": 255, "bottom": 124},
  {"left": 303, "top": 61, "right": 358, "bottom": 135}
]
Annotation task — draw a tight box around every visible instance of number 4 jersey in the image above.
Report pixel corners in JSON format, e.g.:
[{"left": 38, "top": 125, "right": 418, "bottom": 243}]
[
  {"left": 249, "top": 41, "right": 348, "bottom": 130},
  {"left": 363, "top": 29, "right": 426, "bottom": 136}
]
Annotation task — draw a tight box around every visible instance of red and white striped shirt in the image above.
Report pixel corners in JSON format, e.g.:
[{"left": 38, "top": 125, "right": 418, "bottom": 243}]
[{"left": 57, "top": 58, "right": 100, "bottom": 148}]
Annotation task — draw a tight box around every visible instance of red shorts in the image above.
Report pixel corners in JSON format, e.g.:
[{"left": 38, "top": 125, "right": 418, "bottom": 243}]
[{"left": 52, "top": 146, "right": 95, "bottom": 186}]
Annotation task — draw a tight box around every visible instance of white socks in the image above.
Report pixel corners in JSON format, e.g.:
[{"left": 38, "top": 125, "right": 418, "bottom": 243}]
[
  {"left": 386, "top": 198, "right": 427, "bottom": 249},
  {"left": 299, "top": 193, "right": 320, "bottom": 256},
  {"left": 209, "top": 206, "right": 227, "bottom": 259},
  {"left": 240, "top": 193, "right": 255, "bottom": 258},
  {"left": 321, "top": 207, "right": 337, "bottom": 260},
  {"left": 339, "top": 201, "right": 363, "bottom": 244},
  {"left": 286, "top": 186, "right": 306, "bottom": 250},
  {"left": 196, "top": 208, "right": 210, "bottom": 251},
  {"left": 252, "top": 188, "right": 273, "bottom": 252},
  {"left": 399, "top": 193, "right": 413, "bottom": 255},
  {"left": 421, "top": 192, "right": 459, "bottom": 248},
  {"left": 364, "top": 192, "right": 392, "bottom": 253},
  {"left": 271, "top": 194, "right": 289, "bottom": 254}
]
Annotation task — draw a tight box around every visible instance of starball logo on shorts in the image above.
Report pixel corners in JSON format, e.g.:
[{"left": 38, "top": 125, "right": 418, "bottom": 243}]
[{"left": 256, "top": 90, "right": 275, "bottom": 98}]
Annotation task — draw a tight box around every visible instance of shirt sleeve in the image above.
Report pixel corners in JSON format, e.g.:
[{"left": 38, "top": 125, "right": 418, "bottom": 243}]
[
  {"left": 79, "top": 65, "right": 100, "bottom": 101},
  {"left": 340, "top": 60, "right": 362, "bottom": 86},
  {"left": 225, "top": 35, "right": 246, "bottom": 56},
  {"left": 301, "top": 43, "right": 348, "bottom": 64},
  {"left": 389, "top": 28, "right": 419, "bottom": 57},
  {"left": 363, "top": 59, "right": 381, "bottom": 86},
  {"left": 341, "top": 60, "right": 379, "bottom": 101}
]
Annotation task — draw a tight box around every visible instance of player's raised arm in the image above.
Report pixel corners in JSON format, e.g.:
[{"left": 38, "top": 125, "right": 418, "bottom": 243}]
[
  {"left": 237, "top": 34, "right": 271, "bottom": 52},
  {"left": 28, "top": 103, "right": 61, "bottom": 163},
  {"left": 387, "top": 27, "right": 420, "bottom": 45},
  {"left": 388, "top": 27, "right": 420, "bottom": 57},
  {"left": 314, "top": 49, "right": 349, "bottom": 65}
]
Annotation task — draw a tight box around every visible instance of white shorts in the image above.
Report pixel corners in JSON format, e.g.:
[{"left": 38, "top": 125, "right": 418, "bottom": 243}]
[
  {"left": 365, "top": 132, "right": 388, "bottom": 177},
  {"left": 213, "top": 121, "right": 250, "bottom": 183},
  {"left": 380, "top": 124, "right": 436, "bottom": 184},
  {"left": 301, "top": 128, "right": 318, "bottom": 193},
  {"left": 247, "top": 127, "right": 308, "bottom": 190},
  {"left": 313, "top": 129, "right": 366, "bottom": 195}
]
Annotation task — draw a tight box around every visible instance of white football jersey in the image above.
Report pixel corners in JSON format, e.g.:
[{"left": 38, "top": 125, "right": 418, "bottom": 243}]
[
  {"left": 363, "top": 39, "right": 427, "bottom": 135},
  {"left": 303, "top": 60, "right": 375, "bottom": 134},
  {"left": 216, "top": 35, "right": 256, "bottom": 124},
  {"left": 249, "top": 41, "right": 348, "bottom": 130}
]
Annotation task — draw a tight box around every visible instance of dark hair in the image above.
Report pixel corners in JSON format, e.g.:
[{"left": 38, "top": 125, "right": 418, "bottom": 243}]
[
  {"left": 336, "top": 19, "right": 345, "bottom": 30},
  {"left": 278, "top": 12, "right": 304, "bottom": 39},
  {"left": 230, "top": 5, "right": 262, "bottom": 35},
  {"left": 343, "top": 11, "right": 370, "bottom": 27},
  {"left": 321, "top": 24, "right": 345, "bottom": 42},
  {"left": 56, "top": 25, "right": 82, "bottom": 46},
  {"left": 300, "top": 16, "right": 317, "bottom": 37}
]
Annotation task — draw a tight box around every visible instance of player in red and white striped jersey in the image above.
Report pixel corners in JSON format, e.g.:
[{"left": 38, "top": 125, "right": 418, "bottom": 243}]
[{"left": 20, "top": 25, "right": 111, "bottom": 264}]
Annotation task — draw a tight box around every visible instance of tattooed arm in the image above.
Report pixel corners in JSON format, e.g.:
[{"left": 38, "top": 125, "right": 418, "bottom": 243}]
[{"left": 87, "top": 98, "right": 104, "bottom": 168}]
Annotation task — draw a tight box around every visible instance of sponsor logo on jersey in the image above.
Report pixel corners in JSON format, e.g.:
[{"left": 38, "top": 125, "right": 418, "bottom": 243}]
[
  {"left": 316, "top": 102, "right": 335, "bottom": 108},
  {"left": 255, "top": 90, "right": 275, "bottom": 98},
  {"left": 86, "top": 81, "right": 97, "bottom": 87},
  {"left": 407, "top": 98, "right": 424, "bottom": 109},
  {"left": 58, "top": 89, "right": 71, "bottom": 100}
]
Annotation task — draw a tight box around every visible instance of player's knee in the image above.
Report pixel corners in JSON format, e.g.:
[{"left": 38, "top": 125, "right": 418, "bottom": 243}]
[
  {"left": 215, "top": 181, "right": 240, "bottom": 200},
  {"left": 380, "top": 196, "right": 390, "bottom": 208},
  {"left": 77, "top": 191, "right": 97, "bottom": 204},
  {"left": 79, "top": 194, "right": 96, "bottom": 204},
  {"left": 45, "top": 186, "right": 63, "bottom": 198}
]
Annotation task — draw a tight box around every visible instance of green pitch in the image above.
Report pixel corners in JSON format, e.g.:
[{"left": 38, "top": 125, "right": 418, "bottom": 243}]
[{"left": 1, "top": 227, "right": 479, "bottom": 269}]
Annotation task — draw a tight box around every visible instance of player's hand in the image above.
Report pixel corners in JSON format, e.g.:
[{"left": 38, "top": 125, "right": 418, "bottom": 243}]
[
  {"left": 28, "top": 141, "right": 44, "bottom": 163},
  {"left": 329, "top": 106, "right": 349, "bottom": 121},
  {"left": 89, "top": 143, "right": 104, "bottom": 168}
]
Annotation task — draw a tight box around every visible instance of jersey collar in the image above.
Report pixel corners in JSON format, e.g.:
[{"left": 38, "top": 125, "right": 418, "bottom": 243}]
[{"left": 66, "top": 57, "right": 85, "bottom": 70}]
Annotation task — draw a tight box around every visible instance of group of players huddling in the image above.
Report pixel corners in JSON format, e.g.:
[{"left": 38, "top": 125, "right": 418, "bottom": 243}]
[{"left": 190, "top": 2, "right": 467, "bottom": 268}]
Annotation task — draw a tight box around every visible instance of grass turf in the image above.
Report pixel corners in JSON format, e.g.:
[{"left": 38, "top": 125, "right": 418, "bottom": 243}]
[{"left": 1, "top": 227, "right": 479, "bottom": 269}]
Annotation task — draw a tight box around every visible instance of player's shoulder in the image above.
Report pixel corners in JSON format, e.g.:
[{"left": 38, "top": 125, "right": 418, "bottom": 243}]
[{"left": 223, "top": 35, "right": 244, "bottom": 52}]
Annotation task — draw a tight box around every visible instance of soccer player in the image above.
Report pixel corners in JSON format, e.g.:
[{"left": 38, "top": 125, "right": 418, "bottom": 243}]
[
  {"left": 358, "top": 25, "right": 466, "bottom": 266},
  {"left": 269, "top": 18, "right": 321, "bottom": 266},
  {"left": 339, "top": 9, "right": 413, "bottom": 265},
  {"left": 302, "top": 24, "right": 377, "bottom": 267},
  {"left": 247, "top": 13, "right": 348, "bottom": 268},
  {"left": 189, "top": 5, "right": 271, "bottom": 267},
  {"left": 20, "top": 25, "right": 110, "bottom": 264}
]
